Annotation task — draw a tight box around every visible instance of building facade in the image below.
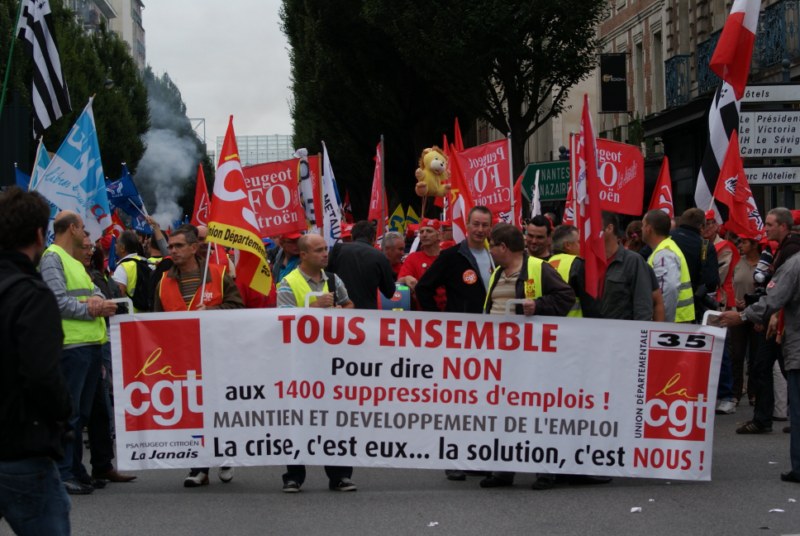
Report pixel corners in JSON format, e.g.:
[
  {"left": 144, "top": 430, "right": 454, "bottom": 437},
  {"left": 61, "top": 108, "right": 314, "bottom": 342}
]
[
  {"left": 109, "top": 0, "right": 146, "bottom": 70},
  {"left": 481, "top": 0, "right": 799, "bottom": 216},
  {"left": 216, "top": 135, "right": 295, "bottom": 167}
]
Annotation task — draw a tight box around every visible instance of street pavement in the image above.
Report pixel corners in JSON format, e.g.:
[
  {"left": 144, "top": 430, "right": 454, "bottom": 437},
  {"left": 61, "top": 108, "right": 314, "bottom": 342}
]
[{"left": 2, "top": 412, "right": 799, "bottom": 535}]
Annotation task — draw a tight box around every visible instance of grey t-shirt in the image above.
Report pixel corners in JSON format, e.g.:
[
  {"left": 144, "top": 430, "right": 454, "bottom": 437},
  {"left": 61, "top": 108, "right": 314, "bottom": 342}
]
[{"left": 470, "top": 247, "right": 492, "bottom": 290}]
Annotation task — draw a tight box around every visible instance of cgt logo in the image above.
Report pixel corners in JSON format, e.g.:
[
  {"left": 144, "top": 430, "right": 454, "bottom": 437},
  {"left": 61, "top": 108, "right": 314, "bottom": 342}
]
[
  {"left": 643, "top": 349, "right": 711, "bottom": 441},
  {"left": 120, "top": 319, "right": 204, "bottom": 431}
]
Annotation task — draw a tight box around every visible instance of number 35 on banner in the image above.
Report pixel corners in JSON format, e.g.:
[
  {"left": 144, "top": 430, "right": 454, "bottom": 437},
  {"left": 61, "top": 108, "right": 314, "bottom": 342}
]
[{"left": 649, "top": 331, "right": 714, "bottom": 351}]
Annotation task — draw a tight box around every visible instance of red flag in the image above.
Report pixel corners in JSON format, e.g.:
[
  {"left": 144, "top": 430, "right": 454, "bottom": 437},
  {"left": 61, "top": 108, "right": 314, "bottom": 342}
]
[
  {"left": 713, "top": 131, "right": 764, "bottom": 240},
  {"left": 448, "top": 142, "right": 475, "bottom": 242},
  {"left": 312, "top": 155, "right": 324, "bottom": 228},
  {"left": 452, "top": 139, "right": 512, "bottom": 220},
  {"left": 648, "top": 156, "right": 674, "bottom": 219},
  {"left": 562, "top": 133, "right": 578, "bottom": 226},
  {"left": 709, "top": 0, "right": 760, "bottom": 99},
  {"left": 367, "top": 141, "right": 386, "bottom": 224},
  {"left": 342, "top": 190, "right": 354, "bottom": 223},
  {"left": 207, "top": 116, "right": 272, "bottom": 296},
  {"left": 105, "top": 209, "right": 125, "bottom": 238},
  {"left": 576, "top": 95, "right": 607, "bottom": 298},
  {"left": 512, "top": 173, "right": 524, "bottom": 228},
  {"left": 453, "top": 117, "right": 465, "bottom": 152},
  {"left": 191, "top": 164, "right": 211, "bottom": 227}
]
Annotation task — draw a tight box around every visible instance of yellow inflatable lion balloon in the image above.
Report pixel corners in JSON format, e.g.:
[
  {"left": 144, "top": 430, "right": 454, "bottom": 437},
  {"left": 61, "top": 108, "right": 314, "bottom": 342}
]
[{"left": 414, "top": 146, "right": 451, "bottom": 198}]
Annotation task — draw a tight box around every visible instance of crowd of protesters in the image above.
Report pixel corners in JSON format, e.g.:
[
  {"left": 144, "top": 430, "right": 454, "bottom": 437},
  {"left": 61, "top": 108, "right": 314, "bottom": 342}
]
[{"left": 3, "top": 184, "right": 800, "bottom": 535}]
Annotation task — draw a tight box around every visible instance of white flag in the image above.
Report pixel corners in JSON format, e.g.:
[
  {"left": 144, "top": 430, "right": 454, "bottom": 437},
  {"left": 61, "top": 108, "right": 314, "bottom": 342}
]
[{"left": 321, "top": 142, "right": 343, "bottom": 247}]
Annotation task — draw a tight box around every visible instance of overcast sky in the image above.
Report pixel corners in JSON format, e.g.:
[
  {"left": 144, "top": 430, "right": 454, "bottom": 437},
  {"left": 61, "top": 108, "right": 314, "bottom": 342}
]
[{"left": 144, "top": 1, "right": 294, "bottom": 148}]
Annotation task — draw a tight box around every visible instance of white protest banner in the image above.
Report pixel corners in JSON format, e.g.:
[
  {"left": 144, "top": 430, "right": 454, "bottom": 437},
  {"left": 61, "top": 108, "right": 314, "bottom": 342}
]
[
  {"left": 111, "top": 309, "right": 724, "bottom": 480},
  {"left": 241, "top": 159, "right": 307, "bottom": 237}
]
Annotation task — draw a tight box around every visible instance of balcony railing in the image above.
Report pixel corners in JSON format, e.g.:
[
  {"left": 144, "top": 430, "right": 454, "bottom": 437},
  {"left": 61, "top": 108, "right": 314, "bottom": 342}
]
[
  {"left": 755, "top": 0, "right": 800, "bottom": 70},
  {"left": 696, "top": 31, "right": 721, "bottom": 96},
  {"left": 665, "top": 55, "right": 691, "bottom": 108}
]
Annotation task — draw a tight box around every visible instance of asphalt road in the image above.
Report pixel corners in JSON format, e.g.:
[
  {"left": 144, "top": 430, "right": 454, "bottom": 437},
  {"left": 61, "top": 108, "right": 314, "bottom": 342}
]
[{"left": 2, "top": 413, "right": 799, "bottom": 536}]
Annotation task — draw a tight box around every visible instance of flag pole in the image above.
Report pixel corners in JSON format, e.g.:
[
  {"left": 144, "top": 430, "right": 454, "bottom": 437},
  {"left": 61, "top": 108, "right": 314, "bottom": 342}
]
[
  {"left": 28, "top": 136, "right": 45, "bottom": 191},
  {"left": 199, "top": 239, "right": 212, "bottom": 306},
  {"left": 380, "top": 134, "right": 386, "bottom": 236},
  {"left": 0, "top": 0, "right": 25, "bottom": 126},
  {"left": 507, "top": 133, "right": 514, "bottom": 223}
]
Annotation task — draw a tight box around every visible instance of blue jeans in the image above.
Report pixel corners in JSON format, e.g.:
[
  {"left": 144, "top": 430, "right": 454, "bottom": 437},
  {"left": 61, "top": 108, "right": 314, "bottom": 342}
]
[
  {"left": 58, "top": 345, "right": 102, "bottom": 482},
  {"left": 716, "top": 337, "right": 735, "bottom": 401},
  {"left": 787, "top": 370, "right": 800, "bottom": 476},
  {"left": 0, "top": 457, "right": 70, "bottom": 535}
]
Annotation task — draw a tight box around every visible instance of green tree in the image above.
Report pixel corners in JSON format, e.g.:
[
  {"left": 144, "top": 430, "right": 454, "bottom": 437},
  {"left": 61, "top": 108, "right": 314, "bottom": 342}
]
[
  {"left": 281, "top": 0, "right": 474, "bottom": 216},
  {"left": 363, "top": 0, "right": 605, "bottom": 177},
  {"left": 91, "top": 26, "right": 148, "bottom": 179}
]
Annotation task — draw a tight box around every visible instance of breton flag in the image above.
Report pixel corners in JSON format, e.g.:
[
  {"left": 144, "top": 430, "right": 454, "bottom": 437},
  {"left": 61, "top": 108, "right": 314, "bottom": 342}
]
[
  {"left": 709, "top": 0, "right": 761, "bottom": 100},
  {"left": 695, "top": 1, "right": 760, "bottom": 218},
  {"left": 16, "top": 0, "right": 71, "bottom": 137},
  {"left": 648, "top": 156, "right": 674, "bottom": 219},
  {"left": 713, "top": 131, "right": 764, "bottom": 240},
  {"left": 207, "top": 117, "right": 272, "bottom": 296},
  {"left": 694, "top": 83, "right": 740, "bottom": 220}
]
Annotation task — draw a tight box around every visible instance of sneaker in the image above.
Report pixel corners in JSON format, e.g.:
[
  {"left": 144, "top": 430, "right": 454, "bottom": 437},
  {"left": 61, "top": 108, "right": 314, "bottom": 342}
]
[
  {"left": 715, "top": 399, "right": 736, "bottom": 415},
  {"left": 781, "top": 471, "right": 800, "bottom": 483},
  {"left": 330, "top": 477, "right": 357, "bottom": 491},
  {"left": 64, "top": 479, "right": 94, "bottom": 495},
  {"left": 736, "top": 420, "right": 772, "bottom": 434},
  {"left": 76, "top": 473, "right": 106, "bottom": 489},
  {"left": 183, "top": 470, "right": 209, "bottom": 488},
  {"left": 445, "top": 470, "right": 466, "bottom": 481},
  {"left": 282, "top": 480, "right": 301, "bottom": 493},
  {"left": 218, "top": 467, "right": 234, "bottom": 483}
]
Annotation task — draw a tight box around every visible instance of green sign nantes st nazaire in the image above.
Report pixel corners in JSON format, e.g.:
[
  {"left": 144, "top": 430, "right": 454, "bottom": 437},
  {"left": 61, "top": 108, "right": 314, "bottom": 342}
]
[{"left": 521, "top": 161, "right": 569, "bottom": 202}]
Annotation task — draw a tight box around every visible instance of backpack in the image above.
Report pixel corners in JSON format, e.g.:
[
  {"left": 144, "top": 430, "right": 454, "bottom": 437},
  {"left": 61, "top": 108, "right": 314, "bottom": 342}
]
[{"left": 120, "top": 257, "right": 154, "bottom": 311}]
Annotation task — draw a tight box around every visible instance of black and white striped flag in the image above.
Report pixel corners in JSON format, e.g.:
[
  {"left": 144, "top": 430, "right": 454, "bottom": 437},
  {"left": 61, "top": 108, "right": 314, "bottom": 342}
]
[
  {"left": 16, "top": 0, "right": 71, "bottom": 137},
  {"left": 694, "top": 82, "right": 740, "bottom": 221}
]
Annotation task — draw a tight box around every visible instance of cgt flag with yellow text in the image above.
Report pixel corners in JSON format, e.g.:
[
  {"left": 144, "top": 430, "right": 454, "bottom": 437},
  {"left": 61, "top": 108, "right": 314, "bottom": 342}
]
[{"left": 207, "top": 116, "right": 272, "bottom": 295}]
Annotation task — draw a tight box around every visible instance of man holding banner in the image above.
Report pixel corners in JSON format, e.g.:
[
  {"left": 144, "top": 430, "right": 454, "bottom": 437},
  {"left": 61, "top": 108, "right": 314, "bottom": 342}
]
[
  {"left": 277, "top": 233, "right": 356, "bottom": 492},
  {"left": 479, "top": 223, "right": 575, "bottom": 489},
  {"left": 153, "top": 225, "right": 243, "bottom": 487}
]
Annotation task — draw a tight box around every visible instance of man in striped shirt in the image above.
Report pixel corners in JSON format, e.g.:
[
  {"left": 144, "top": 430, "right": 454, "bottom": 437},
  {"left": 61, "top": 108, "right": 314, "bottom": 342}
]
[{"left": 152, "top": 225, "right": 243, "bottom": 488}]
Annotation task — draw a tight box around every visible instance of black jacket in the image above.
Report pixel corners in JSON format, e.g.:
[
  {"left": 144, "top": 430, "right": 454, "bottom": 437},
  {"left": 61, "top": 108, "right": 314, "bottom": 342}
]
[
  {"left": 670, "top": 225, "right": 720, "bottom": 293},
  {"left": 0, "top": 251, "right": 71, "bottom": 461},
  {"left": 328, "top": 238, "right": 396, "bottom": 309},
  {"left": 483, "top": 253, "right": 576, "bottom": 316},
  {"left": 417, "top": 241, "right": 488, "bottom": 314}
]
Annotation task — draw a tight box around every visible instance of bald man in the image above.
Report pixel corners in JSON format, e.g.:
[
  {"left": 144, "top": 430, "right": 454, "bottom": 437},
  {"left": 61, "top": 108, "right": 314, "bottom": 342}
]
[{"left": 40, "top": 211, "right": 117, "bottom": 495}]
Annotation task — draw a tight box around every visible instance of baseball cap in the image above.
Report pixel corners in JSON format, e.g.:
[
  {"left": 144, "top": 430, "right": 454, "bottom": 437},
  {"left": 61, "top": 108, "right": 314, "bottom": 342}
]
[
  {"left": 419, "top": 218, "right": 441, "bottom": 231},
  {"left": 282, "top": 230, "right": 303, "bottom": 240}
]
